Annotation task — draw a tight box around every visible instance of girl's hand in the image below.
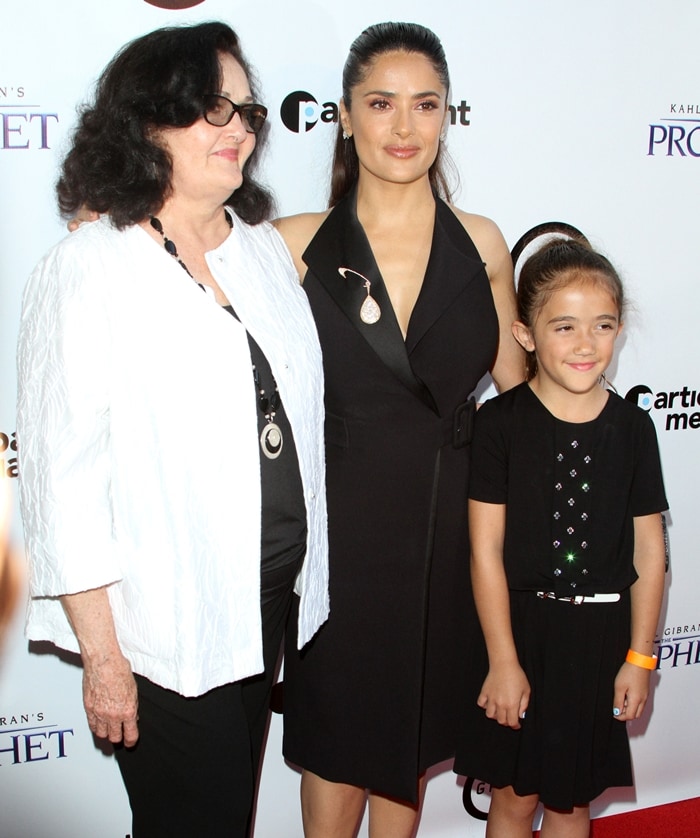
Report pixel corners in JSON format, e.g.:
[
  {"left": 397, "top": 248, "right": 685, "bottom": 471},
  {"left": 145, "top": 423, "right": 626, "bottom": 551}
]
[
  {"left": 477, "top": 662, "right": 530, "bottom": 729},
  {"left": 612, "top": 661, "right": 652, "bottom": 721}
]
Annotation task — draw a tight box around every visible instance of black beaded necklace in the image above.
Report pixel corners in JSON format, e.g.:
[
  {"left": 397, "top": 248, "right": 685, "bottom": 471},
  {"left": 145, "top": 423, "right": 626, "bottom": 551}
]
[
  {"left": 150, "top": 212, "right": 283, "bottom": 460},
  {"left": 150, "top": 213, "right": 233, "bottom": 281}
]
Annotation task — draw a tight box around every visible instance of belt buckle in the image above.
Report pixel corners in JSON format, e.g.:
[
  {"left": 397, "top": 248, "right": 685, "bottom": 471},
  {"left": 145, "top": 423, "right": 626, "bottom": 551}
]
[
  {"left": 453, "top": 397, "right": 475, "bottom": 449},
  {"left": 536, "top": 591, "right": 583, "bottom": 605}
]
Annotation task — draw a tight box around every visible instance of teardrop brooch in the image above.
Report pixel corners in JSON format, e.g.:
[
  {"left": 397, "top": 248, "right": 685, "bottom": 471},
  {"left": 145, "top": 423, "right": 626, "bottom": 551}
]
[{"left": 338, "top": 267, "right": 381, "bottom": 324}]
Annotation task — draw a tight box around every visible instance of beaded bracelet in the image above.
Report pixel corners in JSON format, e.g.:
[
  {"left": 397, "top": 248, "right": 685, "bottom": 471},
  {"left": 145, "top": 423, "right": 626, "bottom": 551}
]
[{"left": 626, "top": 649, "right": 657, "bottom": 670}]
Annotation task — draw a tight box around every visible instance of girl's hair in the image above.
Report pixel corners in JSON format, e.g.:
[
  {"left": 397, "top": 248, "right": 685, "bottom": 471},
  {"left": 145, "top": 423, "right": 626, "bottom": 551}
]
[
  {"left": 329, "top": 21, "right": 455, "bottom": 207},
  {"left": 57, "top": 21, "right": 273, "bottom": 228},
  {"left": 517, "top": 237, "right": 625, "bottom": 380}
]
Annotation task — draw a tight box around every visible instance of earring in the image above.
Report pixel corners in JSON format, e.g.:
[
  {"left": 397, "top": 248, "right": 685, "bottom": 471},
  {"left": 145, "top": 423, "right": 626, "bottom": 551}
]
[
  {"left": 439, "top": 132, "right": 447, "bottom": 142},
  {"left": 342, "top": 130, "right": 351, "bottom": 141}
]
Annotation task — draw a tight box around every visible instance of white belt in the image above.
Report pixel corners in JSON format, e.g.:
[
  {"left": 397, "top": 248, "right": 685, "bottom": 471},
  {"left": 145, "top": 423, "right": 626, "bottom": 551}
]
[{"left": 536, "top": 591, "right": 621, "bottom": 605}]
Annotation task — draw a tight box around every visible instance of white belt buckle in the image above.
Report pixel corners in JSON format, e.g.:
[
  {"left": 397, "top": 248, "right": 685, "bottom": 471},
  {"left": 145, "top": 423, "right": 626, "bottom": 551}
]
[{"left": 587, "top": 592, "right": 621, "bottom": 604}]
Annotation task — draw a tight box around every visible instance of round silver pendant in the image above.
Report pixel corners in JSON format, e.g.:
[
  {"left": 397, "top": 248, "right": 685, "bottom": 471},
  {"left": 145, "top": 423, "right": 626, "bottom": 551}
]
[{"left": 260, "top": 422, "right": 283, "bottom": 459}]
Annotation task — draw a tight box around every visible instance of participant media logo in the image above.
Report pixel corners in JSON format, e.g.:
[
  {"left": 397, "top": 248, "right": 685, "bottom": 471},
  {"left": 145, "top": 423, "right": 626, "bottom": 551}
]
[
  {"left": 625, "top": 385, "right": 700, "bottom": 431},
  {"left": 0, "top": 430, "right": 17, "bottom": 479},
  {"left": 280, "top": 91, "right": 336, "bottom": 133},
  {"left": 280, "top": 89, "right": 472, "bottom": 134}
]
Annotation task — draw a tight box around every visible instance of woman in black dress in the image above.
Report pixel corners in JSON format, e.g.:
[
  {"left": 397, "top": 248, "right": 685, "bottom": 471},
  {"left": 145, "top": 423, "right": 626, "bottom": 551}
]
[{"left": 276, "top": 22, "right": 524, "bottom": 837}]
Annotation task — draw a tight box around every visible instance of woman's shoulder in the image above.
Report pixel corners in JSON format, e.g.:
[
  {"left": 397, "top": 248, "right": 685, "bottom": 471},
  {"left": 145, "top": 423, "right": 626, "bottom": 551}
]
[
  {"left": 447, "top": 206, "right": 507, "bottom": 247},
  {"left": 34, "top": 217, "right": 129, "bottom": 277},
  {"left": 446, "top": 205, "right": 511, "bottom": 279},
  {"left": 273, "top": 211, "right": 330, "bottom": 247},
  {"left": 272, "top": 211, "right": 332, "bottom": 279},
  {"left": 22, "top": 218, "right": 134, "bottom": 318}
]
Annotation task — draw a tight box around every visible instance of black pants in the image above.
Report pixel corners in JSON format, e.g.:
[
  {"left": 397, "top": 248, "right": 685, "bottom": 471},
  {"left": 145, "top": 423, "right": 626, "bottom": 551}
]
[{"left": 115, "top": 561, "right": 298, "bottom": 838}]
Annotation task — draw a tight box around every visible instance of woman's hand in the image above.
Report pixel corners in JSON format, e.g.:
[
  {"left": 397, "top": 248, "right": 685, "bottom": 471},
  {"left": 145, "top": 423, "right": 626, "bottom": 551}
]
[
  {"left": 61, "top": 587, "right": 139, "bottom": 746},
  {"left": 82, "top": 651, "right": 139, "bottom": 745},
  {"left": 67, "top": 207, "right": 99, "bottom": 232},
  {"left": 477, "top": 661, "right": 530, "bottom": 729}
]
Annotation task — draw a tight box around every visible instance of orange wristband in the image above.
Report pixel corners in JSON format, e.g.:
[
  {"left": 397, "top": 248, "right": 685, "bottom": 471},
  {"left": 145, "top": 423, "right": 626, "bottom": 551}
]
[{"left": 626, "top": 649, "right": 657, "bottom": 670}]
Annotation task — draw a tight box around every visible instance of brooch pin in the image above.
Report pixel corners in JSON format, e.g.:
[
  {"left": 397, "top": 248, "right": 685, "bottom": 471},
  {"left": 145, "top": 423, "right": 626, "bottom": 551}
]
[{"left": 338, "top": 267, "right": 381, "bottom": 324}]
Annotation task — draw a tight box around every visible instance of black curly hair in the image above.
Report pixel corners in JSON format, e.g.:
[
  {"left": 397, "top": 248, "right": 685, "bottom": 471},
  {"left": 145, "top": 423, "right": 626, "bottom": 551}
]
[{"left": 57, "top": 21, "right": 273, "bottom": 228}]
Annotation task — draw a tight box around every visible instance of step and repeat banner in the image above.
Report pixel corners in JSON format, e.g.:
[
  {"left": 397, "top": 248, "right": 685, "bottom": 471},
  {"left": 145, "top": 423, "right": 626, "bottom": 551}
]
[{"left": 1, "top": 1, "right": 698, "bottom": 835}]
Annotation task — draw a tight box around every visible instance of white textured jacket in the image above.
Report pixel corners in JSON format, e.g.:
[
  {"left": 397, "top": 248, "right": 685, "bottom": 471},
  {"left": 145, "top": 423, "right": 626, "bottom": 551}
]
[{"left": 17, "top": 213, "right": 329, "bottom": 696}]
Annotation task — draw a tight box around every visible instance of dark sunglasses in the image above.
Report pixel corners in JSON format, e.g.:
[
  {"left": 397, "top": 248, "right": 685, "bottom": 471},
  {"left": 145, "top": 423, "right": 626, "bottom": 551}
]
[{"left": 203, "top": 94, "right": 268, "bottom": 134}]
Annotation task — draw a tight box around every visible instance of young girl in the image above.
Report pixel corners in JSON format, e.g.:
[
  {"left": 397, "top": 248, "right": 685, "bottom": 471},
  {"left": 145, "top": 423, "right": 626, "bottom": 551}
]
[{"left": 454, "top": 237, "right": 668, "bottom": 837}]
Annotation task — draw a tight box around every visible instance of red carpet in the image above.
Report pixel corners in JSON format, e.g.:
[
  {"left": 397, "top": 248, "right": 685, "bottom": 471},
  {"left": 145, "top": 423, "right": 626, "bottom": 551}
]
[{"left": 534, "top": 796, "right": 700, "bottom": 837}]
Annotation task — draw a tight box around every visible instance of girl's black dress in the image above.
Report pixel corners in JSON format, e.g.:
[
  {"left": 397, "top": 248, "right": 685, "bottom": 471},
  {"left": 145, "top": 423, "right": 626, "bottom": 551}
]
[{"left": 455, "top": 383, "right": 668, "bottom": 809}]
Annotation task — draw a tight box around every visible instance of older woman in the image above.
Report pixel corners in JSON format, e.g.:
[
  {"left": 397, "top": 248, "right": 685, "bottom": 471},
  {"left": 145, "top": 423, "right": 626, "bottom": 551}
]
[{"left": 16, "top": 22, "right": 328, "bottom": 838}]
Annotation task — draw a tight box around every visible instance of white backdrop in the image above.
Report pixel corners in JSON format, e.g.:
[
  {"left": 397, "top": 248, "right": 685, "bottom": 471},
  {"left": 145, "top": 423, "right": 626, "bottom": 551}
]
[{"left": 1, "top": 1, "right": 699, "bottom": 836}]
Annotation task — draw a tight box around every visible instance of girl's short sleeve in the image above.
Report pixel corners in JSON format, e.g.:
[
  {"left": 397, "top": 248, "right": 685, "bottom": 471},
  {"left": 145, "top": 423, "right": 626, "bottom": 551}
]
[
  {"left": 631, "top": 411, "right": 668, "bottom": 517},
  {"left": 468, "top": 398, "right": 509, "bottom": 504}
]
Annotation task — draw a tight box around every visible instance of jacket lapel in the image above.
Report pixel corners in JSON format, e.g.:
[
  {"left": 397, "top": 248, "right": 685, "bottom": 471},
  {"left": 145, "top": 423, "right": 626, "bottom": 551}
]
[
  {"left": 405, "top": 199, "right": 488, "bottom": 355},
  {"left": 303, "top": 191, "right": 438, "bottom": 414}
]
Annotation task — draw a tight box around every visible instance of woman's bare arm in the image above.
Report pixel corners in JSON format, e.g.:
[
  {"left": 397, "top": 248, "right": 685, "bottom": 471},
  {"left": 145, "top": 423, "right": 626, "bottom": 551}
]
[{"left": 453, "top": 210, "right": 525, "bottom": 392}]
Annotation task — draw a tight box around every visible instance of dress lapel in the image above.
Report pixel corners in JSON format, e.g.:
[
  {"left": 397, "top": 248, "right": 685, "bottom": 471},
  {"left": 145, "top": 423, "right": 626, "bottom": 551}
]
[
  {"left": 405, "top": 199, "right": 488, "bottom": 355},
  {"left": 302, "top": 190, "right": 438, "bottom": 414}
]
